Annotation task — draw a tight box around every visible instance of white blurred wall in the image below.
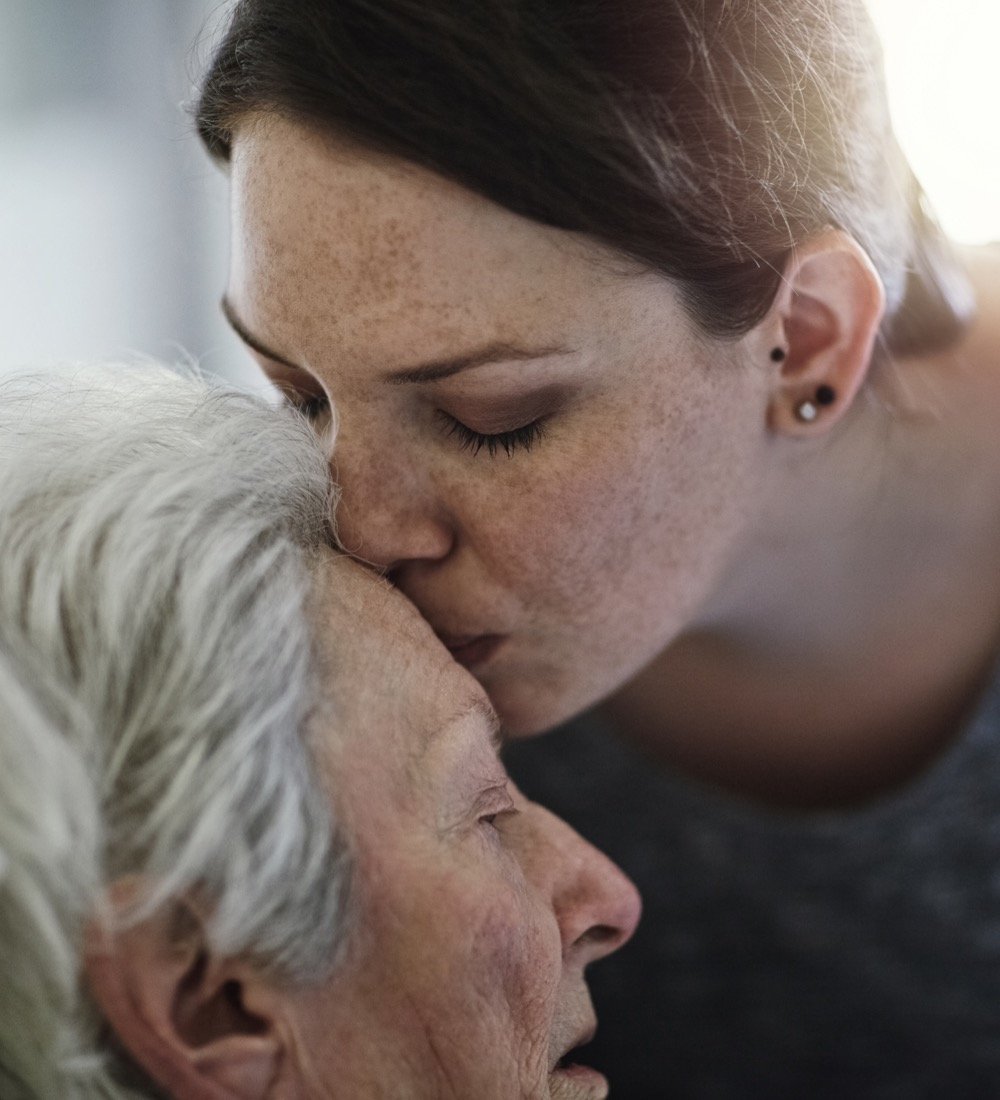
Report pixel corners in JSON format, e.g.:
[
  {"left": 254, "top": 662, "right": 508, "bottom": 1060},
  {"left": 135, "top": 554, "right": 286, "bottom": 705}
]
[{"left": 0, "top": 0, "right": 251, "bottom": 382}]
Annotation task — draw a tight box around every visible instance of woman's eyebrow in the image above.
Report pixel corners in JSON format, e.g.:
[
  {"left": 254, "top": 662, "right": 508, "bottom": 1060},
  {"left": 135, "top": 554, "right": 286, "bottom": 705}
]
[
  {"left": 385, "top": 342, "right": 573, "bottom": 385},
  {"left": 452, "top": 696, "right": 503, "bottom": 750},
  {"left": 221, "top": 295, "right": 303, "bottom": 371},
  {"left": 221, "top": 295, "right": 572, "bottom": 384},
  {"left": 415, "top": 695, "right": 502, "bottom": 765}
]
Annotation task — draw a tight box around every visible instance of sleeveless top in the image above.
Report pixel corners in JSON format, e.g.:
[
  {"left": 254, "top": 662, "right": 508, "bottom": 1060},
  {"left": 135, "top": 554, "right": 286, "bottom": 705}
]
[{"left": 504, "top": 659, "right": 1000, "bottom": 1098}]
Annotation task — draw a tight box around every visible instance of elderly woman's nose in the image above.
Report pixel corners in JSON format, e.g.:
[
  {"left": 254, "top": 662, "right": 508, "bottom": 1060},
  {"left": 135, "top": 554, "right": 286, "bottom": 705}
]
[
  {"left": 331, "top": 435, "right": 453, "bottom": 572},
  {"left": 529, "top": 805, "right": 642, "bottom": 965},
  {"left": 561, "top": 840, "right": 642, "bottom": 966}
]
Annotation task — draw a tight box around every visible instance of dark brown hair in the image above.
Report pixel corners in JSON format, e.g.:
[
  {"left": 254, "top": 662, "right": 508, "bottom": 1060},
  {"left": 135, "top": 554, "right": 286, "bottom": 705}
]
[{"left": 196, "top": 0, "right": 973, "bottom": 355}]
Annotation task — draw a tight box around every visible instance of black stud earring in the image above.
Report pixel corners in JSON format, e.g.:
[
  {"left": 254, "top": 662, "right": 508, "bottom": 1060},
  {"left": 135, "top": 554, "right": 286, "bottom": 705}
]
[
  {"left": 815, "top": 384, "right": 836, "bottom": 406},
  {"left": 795, "top": 384, "right": 837, "bottom": 423},
  {"left": 770, "top": 347, "right": 786, "bottom": 362}
]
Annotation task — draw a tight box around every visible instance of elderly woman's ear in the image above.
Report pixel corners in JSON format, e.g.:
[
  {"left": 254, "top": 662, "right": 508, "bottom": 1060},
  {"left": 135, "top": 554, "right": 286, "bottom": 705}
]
[{"left": 84, "top": 881, "right": 282, "bottom": 1100}]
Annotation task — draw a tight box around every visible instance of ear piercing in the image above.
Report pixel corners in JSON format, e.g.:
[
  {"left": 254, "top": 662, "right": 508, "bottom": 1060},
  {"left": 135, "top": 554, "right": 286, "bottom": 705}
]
[
  {"left": 772, "top": 347, "right": 836, "bottom": 423},
  {"left": 794, "top": 384, "right": 836, "bottom": 423}
]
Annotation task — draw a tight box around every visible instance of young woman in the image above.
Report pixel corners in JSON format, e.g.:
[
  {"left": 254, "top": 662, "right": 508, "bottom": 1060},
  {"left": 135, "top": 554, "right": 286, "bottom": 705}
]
[{"left": 197, "top": 2, "right": 1000, "bottom": 1092}]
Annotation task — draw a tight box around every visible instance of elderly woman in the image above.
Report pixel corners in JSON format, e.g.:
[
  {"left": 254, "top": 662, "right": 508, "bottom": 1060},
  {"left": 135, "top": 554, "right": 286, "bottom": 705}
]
[{"left": 0, "top": 363, "right": 639, "bottom": 1100}]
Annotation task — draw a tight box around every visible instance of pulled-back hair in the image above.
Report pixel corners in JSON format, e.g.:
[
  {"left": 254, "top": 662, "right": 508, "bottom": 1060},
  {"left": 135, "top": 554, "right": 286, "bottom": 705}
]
[
  {"left": 0, "top": 362, "right": 348, "bottom": 1099},
  {"left": 196, "top": 0, "right": 973, "bottom": 358}
]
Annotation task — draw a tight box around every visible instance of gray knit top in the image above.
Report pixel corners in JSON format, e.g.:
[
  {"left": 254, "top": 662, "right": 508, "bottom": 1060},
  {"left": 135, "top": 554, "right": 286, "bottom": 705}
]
[{"left": 505, "top": 660, "right": 1000, "bottom": 1099}]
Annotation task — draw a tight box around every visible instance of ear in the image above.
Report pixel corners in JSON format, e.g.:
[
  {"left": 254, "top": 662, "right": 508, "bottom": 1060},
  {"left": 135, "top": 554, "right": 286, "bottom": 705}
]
[
  {"left": 83, "top": 881, "right": 282, "bottom": 1100},
  {"left": 764, "top": 229, "right": 886, "bottom": 436}
]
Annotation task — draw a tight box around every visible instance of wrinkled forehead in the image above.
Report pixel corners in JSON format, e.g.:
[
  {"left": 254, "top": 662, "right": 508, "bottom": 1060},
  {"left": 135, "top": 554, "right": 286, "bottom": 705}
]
[
  {"left": 305, "top": 552, "right": 463, "bottom": 751},
  {"left": 308, "top": 552, "right": 433, "bottom": 671}
]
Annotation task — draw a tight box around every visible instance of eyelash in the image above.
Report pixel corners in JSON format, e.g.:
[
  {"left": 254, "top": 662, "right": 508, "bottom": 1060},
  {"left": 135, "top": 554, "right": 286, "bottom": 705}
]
[
  {"left": 282, "top": 389, "right": 547, "bottom": 459},
  {"left": 289, "top": 393, "right": 329, "bottom": 420},
  {"left": 480, "top": 807, "right": 520, "bottom": 834},
  {"left": 438, "top": 413, "right": 547, "bottom": 458}
]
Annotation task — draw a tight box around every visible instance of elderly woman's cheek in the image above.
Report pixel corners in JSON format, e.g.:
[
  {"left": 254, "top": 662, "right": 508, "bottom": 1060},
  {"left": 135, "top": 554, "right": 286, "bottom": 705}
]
[{"left": 469, "top": 891, "right": 562, "bottom": 1048}]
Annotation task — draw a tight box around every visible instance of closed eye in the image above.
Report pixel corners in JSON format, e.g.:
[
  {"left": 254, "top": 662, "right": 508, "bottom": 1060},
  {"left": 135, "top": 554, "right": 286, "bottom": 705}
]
[
  {"left": 438, "top": 412, "right": 547, "bottom": 458},
  {"left": 475, "top": 780, "right": 519, "bottom": 836},
  {"left": 276, "top": 384, "right": 330, "bottom": 421},
  {"left": 479, "top": 807, "right": 521, "bottom": 839},
  {"left": 294, "top": 394, "right": 330, "bottom": 420}
]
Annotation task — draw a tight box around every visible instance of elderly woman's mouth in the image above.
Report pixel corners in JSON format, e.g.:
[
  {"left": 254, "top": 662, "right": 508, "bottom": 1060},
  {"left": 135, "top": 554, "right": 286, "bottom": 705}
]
[
  {"left": 549, "top": 1062, "right": 609, "bottom": 1099},
  {"left": 549, "top": 1025, "right": 608, "bottom": 1099}
]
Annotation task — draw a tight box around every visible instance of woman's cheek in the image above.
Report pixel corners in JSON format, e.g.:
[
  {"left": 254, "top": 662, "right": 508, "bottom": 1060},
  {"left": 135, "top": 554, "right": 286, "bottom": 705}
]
[
  {"left": 481, "top": 431, "right": 655, "bottom": 603},
  {"left": 437, "top": 376, "right": 659, "bottom": 546}
]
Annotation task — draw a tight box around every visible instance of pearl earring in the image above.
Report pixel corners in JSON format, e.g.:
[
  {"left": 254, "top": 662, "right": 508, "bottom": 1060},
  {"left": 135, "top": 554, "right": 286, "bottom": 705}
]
[{"left": 795, "top": 385, "right": 836, "bottom": 423}]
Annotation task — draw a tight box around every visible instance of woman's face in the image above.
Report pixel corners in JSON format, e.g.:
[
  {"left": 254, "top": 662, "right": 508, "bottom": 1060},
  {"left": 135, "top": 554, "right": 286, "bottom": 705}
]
[
  {"left": 226, "top": 116, "right": 776, "bottom": 734},
  {"left": 294, "top": 556, "right": 640, "bottom": 1099}
]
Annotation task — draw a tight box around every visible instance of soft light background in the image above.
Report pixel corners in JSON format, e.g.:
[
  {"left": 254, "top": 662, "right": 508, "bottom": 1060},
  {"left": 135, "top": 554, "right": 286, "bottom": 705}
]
[
  {"left": 868, "top": 0, "right": 1000, "bottom": 246},
  {"left": 0, "top": 0, "right": 998, "bottom": 379},
  {"left": 0, "top": 0, "right": 248, "bottom": 380}
]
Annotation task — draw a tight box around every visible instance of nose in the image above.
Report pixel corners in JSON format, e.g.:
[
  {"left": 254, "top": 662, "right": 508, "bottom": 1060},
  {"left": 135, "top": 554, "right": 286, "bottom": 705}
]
[
  {"left": 525, "top": 799, "right": 642, "bottom": 968},
  {"left": 331, "top": 424, "right": 454, "bottom": 573}
]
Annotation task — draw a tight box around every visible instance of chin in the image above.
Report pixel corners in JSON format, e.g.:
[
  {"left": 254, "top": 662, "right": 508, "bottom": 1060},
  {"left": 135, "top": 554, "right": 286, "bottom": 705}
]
[{"left": 484, "top": 672, "right": 596, "bottom": 739}]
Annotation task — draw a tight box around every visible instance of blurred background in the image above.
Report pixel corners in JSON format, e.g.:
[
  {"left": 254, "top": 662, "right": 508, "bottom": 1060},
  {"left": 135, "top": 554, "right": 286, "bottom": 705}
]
[
  {"left": 0, "top": 0, "right": 249, "bottom": 381},
  {"left": 1, "top": 0, "right": 998, "bottom": 382}
]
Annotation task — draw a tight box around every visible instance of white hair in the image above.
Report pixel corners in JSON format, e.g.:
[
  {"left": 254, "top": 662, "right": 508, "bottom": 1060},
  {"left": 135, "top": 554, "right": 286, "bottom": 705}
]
[
  {"left": 0, "top": 652, "right": 100, "bottom": 1099},
  {"left": 0, "top": 362, "right": 350, "bottom": 1098}
]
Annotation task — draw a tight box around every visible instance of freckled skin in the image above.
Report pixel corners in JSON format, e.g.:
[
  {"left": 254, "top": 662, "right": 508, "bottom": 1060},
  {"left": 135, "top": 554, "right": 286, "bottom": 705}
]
[
  {"left": 275, "top": 557, "right": 640, "bottom": 1098},
  {"left": 227, "top": 115, "right": 776, "bottom": 735}
]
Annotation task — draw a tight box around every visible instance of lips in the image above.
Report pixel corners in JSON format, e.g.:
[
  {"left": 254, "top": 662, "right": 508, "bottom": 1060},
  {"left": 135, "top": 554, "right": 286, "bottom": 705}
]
[
  {"left": 548, "top": 1061, "right": 608, "bottom": 1100},
  {"left": 549, "top": 1027, "right": 607, "bottom": 1100},
  {"left": 437, "top": 632, "right": 504, "bottom": 670},
  {"left": 552, "top": 1025, "right": 597, "bottom": 1072}
]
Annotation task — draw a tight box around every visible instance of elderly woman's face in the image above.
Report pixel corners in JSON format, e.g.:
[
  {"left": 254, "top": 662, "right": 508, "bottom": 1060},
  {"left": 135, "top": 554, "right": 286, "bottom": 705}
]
[
  {"left": 289, "top": 556, "right": 639, "bottom": 1099},
  {"left": 226, "top": 116, "right": 776, "bottom": 736}
]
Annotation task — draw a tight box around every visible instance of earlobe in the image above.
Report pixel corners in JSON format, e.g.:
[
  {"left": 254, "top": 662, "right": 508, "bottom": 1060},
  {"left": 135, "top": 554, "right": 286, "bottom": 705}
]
[
  {"left": 766, "top": 229, "right": 886, "bottom": 437},
  {"left": 83, "top": 885, "right": 282, "bottom": 1100}
]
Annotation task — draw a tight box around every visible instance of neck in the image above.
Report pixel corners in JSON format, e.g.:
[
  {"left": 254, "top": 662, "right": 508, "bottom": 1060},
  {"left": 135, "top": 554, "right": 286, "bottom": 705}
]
[
  {"left": 606, "top": 245, "right": 1000, "bottom": 807},
  {"left": 705, "top": 364, "right": 1000, "bottom": 665}
]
